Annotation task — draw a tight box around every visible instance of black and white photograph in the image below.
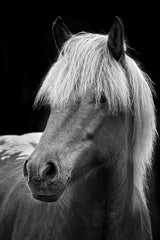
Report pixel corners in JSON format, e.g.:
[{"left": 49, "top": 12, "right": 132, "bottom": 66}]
[{"left": 0, "top": 1, "right": 160, "bottom": 239}]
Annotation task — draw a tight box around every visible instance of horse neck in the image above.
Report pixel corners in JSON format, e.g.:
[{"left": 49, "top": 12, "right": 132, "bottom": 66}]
[
  {"left": 54, "top": 178, "right": 107, "bottom": 240},
  {"left": 104, "top": 127, "right": 152, "bottom": 240}
]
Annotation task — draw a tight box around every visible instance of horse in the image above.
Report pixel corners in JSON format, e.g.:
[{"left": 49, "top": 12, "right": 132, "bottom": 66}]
[{"left": 0, "top": 16, "right": 156, "bottom": 240}]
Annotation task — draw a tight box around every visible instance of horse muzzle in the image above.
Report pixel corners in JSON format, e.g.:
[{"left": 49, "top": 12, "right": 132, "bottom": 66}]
[
  {"left": 23, "top": 157, "right": 70, "bottom": 203},
  {"left": 27, "top": 177, "right": 68, "bottom": 202}
]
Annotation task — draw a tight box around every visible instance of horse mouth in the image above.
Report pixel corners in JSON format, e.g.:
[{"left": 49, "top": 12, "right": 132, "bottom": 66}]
[
  {"left": 30, "top": 177, "right": 70, "bottom": 203},
  {"left": 32, "top": 194, "right": 60, "bottom": 202}
]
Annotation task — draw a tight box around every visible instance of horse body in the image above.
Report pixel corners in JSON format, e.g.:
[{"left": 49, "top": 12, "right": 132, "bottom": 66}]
[{"left": 0, "top": 17, "right": 156, "bottom": 240}]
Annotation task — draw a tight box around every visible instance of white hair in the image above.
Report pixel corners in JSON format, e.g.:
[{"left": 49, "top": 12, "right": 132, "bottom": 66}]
[{"left": 35, "top": 32, "right": 157, "bottom": 207}]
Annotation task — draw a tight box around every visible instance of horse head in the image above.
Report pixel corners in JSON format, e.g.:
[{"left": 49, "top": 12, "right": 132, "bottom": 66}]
[{"left": 23, "top": 17, "right": 127, "bottom": 204}]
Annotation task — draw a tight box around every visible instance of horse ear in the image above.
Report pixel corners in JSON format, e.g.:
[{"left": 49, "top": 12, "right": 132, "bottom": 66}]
[
  {"left": 52, "top": 16, "right": 71, "bottom": 51},
  {"left": 108, "top": 16, "right": 125, "bottom": 61}
]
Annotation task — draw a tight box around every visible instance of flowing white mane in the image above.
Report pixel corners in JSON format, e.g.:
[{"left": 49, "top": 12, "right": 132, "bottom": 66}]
[{"left": 35, "top": 32, "right": 156, "bottom": 206}]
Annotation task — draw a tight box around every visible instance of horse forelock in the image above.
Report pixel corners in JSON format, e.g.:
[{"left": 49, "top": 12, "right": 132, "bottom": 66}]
[
  {"left": 34, "top": 32, "right": 156, "bottom": 210},
  {"left": 35, "top": 32, "right": 129, "bottom": 112}
]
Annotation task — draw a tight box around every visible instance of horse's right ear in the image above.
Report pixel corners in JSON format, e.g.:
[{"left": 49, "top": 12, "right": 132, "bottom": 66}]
[
  {"left": 52, "top": 16, "right": 72, "bottom": 51},
  {"left": 108, "top": 16, "right": 125, "bottom": 61}
]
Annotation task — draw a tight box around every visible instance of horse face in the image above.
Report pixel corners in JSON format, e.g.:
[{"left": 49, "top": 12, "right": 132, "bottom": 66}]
[{"left": 23, "top": 91, "right": 127, "bottom": 203}]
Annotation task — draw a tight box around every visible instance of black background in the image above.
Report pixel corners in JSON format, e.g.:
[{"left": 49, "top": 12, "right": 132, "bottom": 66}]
[{"left": 1, "top": 1, "right": 160, "bottom": 239}]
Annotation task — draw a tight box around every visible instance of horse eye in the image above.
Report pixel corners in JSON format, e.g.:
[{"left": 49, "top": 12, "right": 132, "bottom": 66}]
[
  {"left": 100, "top": 93, "right": 107, "bottom": 104},
  {"left": 86, "top": 132, "right": 94, "bottom": 140}
]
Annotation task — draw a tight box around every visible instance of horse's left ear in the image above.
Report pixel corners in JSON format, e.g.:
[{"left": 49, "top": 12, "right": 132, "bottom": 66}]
[
  {"left": 52, "top": 16, "right": 72, "bottom": 51},
  {"left": 108, "top": 16, "right": 125, "bottom": 61}
]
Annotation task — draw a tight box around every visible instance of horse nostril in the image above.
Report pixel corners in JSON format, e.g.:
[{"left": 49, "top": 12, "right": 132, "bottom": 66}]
[
  {"left": 41, "top": 162, "right": 58, "bottom": 180},
  {"left": 23, "top": 158, "right": 29, "bottom": 177}
]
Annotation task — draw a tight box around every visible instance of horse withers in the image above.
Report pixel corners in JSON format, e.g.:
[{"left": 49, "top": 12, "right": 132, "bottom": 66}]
[{"left": 0, "top": 17, "right": 156, "bottom": 240}]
